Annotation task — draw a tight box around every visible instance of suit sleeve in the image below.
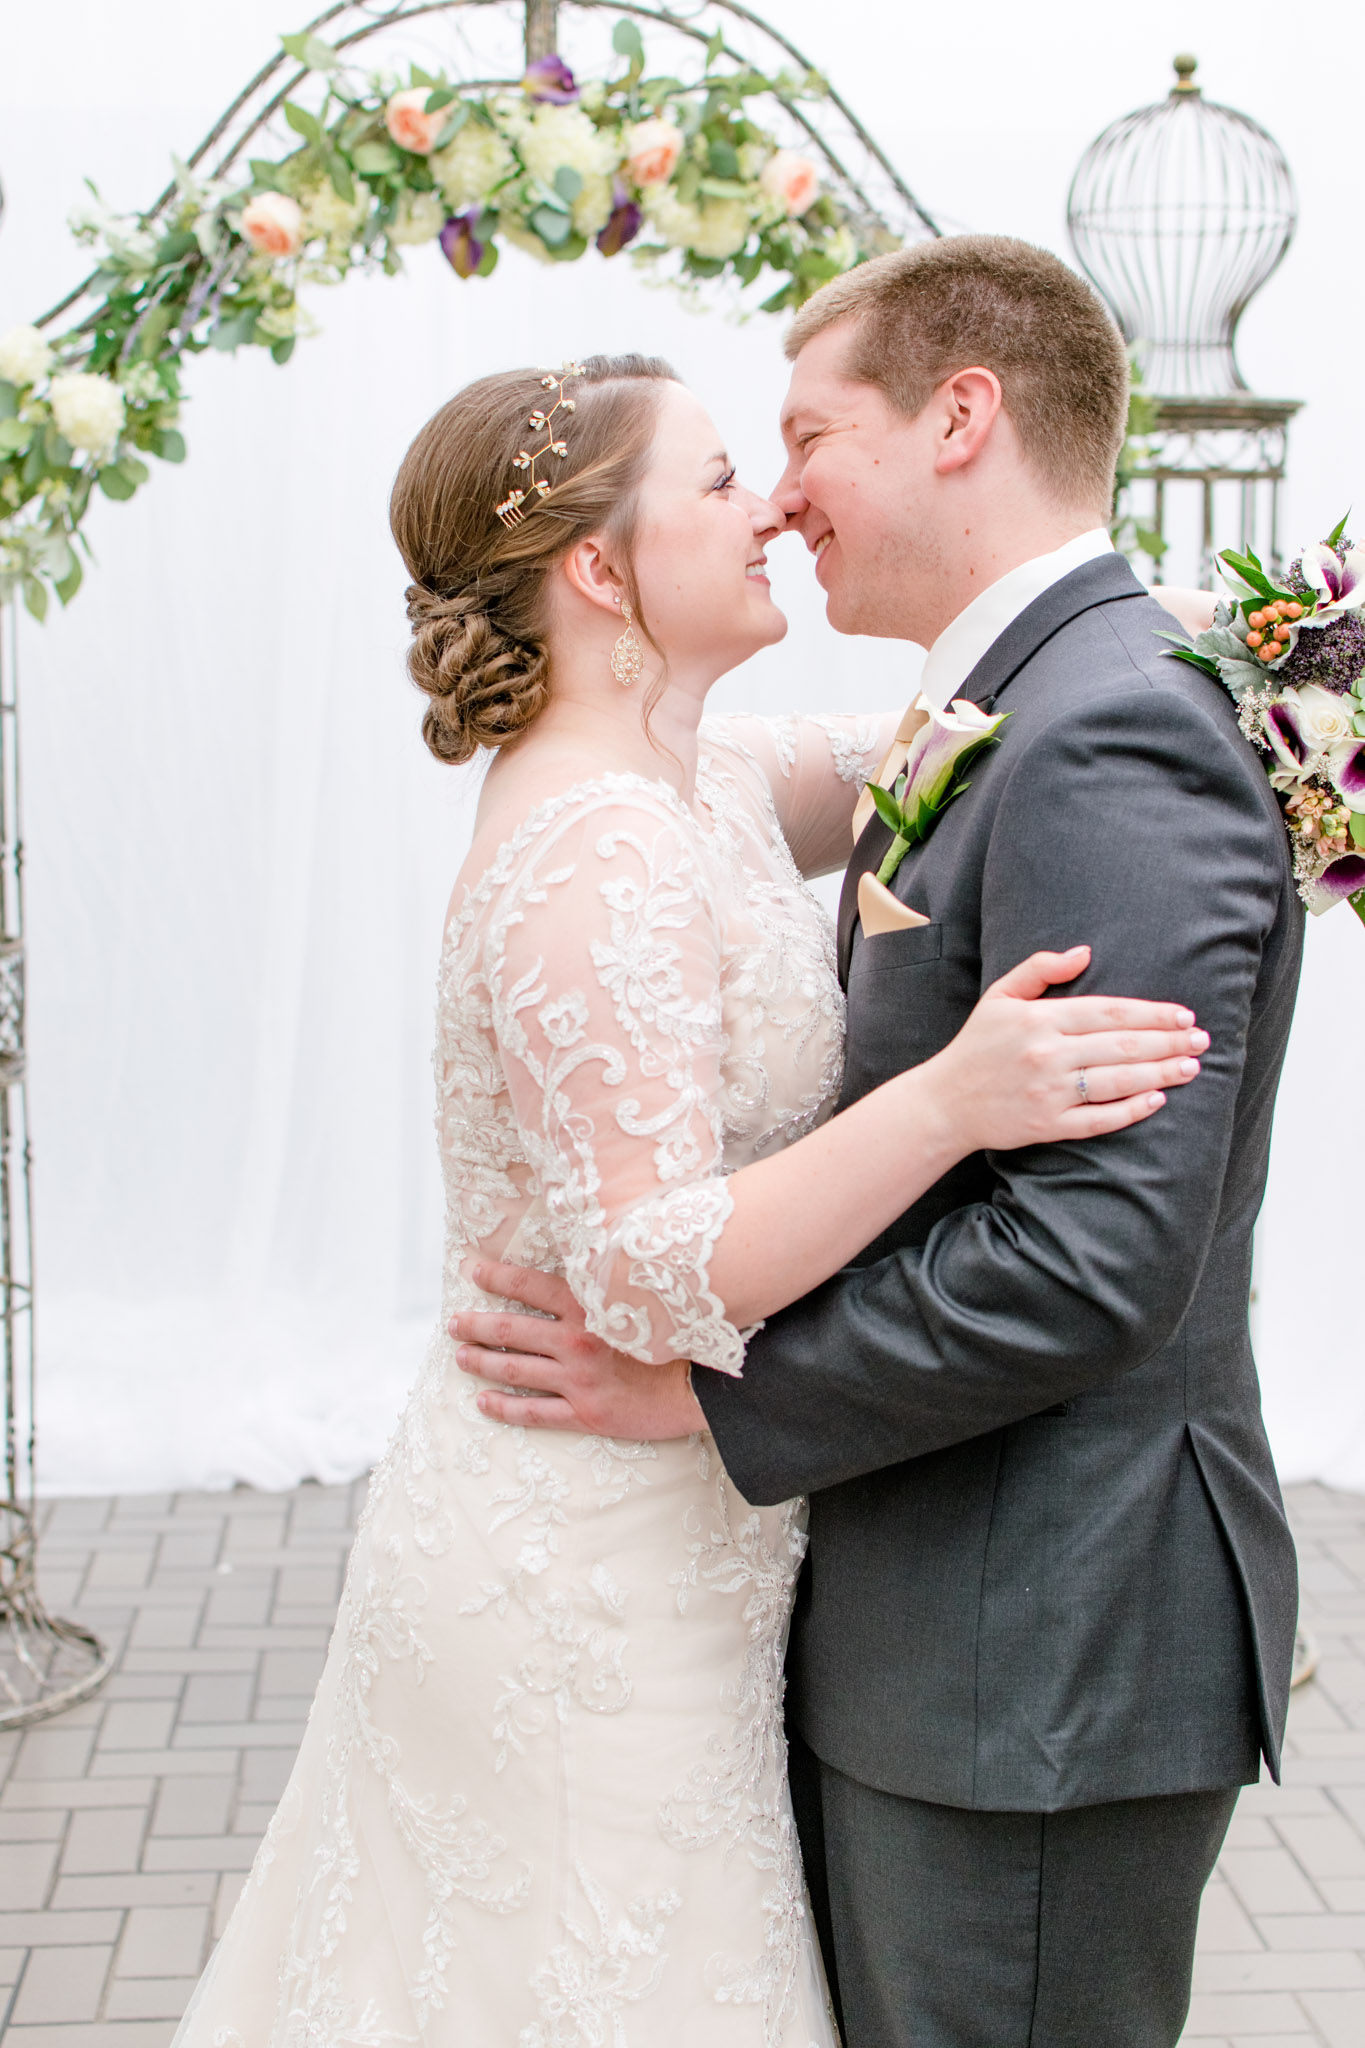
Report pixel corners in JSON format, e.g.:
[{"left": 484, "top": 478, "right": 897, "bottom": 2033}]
[{"left": 695, "top": 685, "right": 1289, "bottom": 1503}]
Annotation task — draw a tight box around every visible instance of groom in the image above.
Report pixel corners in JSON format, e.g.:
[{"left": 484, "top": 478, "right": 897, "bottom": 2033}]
[{"left": 455, "top": 236, "right": 1303, "bottom": 2047}]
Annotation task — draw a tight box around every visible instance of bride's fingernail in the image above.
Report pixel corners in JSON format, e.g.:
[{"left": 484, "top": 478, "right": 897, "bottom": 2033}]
[
  {"left": 1180, "top": 1057, "right": 1199, "bottom": 1076},
  {"left": 1191, "top": 1029, "right": 1210, "bottom": 1051},
  {"left": 456, "top": 1345, "right": 468, "bottom": 1368},
  {"left": 1149, "top": 1092, "right": 1166, "bottom": 1108},
  {"left": 1177, "top": 1008, "right": 1195, "bottom": 1026}
]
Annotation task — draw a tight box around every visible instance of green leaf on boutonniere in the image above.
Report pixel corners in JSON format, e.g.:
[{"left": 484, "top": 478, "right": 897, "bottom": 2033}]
[
  {"left": 1351, "top": 813, "right": 1365, "bottom": 849},
  {"left": 867, "top": 782, "right": 905, "bottom": 835}
]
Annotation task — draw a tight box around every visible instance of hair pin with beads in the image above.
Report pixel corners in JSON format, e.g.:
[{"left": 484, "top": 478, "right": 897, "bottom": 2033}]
[{"left": 495, "top": 363, "right": 586, "bottom": 528}]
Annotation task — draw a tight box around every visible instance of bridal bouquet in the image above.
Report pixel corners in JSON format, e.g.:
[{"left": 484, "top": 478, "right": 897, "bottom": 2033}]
[{"left": 1168, "top": 518, "right": 1365, "bottom": 926}]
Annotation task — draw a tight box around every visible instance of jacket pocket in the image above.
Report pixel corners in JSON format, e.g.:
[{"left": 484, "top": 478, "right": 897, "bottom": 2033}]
[{"left": 857, "top": 922, "right": 944, "bottom": 971}]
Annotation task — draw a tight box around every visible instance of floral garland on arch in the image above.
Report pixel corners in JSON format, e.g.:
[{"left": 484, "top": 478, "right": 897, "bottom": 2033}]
[{"left": 0, "top": 21, "right": 894, "bottom": 621}]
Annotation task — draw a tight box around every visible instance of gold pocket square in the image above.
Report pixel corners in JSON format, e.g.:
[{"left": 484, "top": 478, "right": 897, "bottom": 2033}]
[{"left": 858, "top": 871, "right": 931, "bottom": 936}]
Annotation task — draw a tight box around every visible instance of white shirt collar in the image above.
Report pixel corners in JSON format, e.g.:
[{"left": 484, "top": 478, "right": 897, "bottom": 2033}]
[{"left": 918, "top": 528, "right": 1114, "bottom": 711}]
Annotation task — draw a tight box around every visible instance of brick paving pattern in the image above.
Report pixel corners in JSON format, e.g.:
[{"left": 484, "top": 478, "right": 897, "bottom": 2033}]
[{"left": 0, "top": 1478, "right": 1362, "bottom": 2044}]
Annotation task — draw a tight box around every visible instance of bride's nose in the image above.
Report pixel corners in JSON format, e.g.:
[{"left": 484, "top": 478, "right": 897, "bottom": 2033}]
[{"left": 742, "top": 487, "right": 785, "bottom": 540}]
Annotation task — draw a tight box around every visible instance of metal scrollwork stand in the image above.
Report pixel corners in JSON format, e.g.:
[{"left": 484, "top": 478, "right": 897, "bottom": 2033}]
[{"left": 0, "top": 608, "right": 111, "bottom": 1728}]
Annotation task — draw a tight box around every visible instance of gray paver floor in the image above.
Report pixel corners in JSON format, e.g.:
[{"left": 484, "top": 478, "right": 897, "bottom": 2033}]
[{"left": 1, "top": 1479, "right": 1362, "bottom": 2045}]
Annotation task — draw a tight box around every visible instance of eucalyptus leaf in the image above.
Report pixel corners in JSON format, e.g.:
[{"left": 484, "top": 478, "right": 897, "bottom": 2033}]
[
  {"left": 281, "top": 32, "right": 340, "bottom": 72},
  {"left": 351, "top": 139, "right": 401, "bottom": 176},
  {"left": 0, "top": 382, "right": 17, "bottom": 421},
  {"left": 424, "top": 87, "right": 456, "bottom": 113},
  {"left": 530, "top": 206, "right": 571, "bottom": 246},
  {"left": 271, "top": 337, "right": 296, "bottom": 365},
  {"left": 0, "top": 420, "right": 33, "bottom": 457},
  {"left": 22, "top": 575, "right": 47, "bottom": 623},
  {"left": 210, "top": 312, "right": 257, "bottom": 352},
  {"left": 553, "top": 166, "right": 584, "bottom": 203},
  {"left": 117, "top": 456, "right": 150, "bottom": 486},
  {"left": 153, "top": 427, "right": 187, "bottom": 463},
  {"left": 327, "top": 154, "right": 356, "bottom": 204},
  {"left": 612, "top": 19, "right": 645, "bottom": 66},
  {"left": 433, "top": 102, "right": 471, "bottom": 149},
  {"left": 708, "top": 140, "right": 740, "bottom": 179},
  {"left": 476, "top": 238, "right": 500, "bottom": 279},
  {"left": 697, "top": 177, "right": 750, "bottom": 200},
  {"left": 284, "top": 102, "right": 323, "bottom": 146},
  {"left": 96, "top": 465, "right": 137, "bottom": 501},
  {"left": 546, "top": 231, "right": 588, "bottom": 263},
  {"left": 54, "top": 549, "right": 83, "bottom": 606}
]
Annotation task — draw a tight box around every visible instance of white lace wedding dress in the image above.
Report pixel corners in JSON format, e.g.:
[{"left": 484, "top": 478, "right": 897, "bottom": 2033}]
[{"left": 172, "top": 710, "right": 892, "bottom": 2048}]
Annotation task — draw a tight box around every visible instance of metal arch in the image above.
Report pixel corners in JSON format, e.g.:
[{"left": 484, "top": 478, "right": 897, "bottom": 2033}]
[{"left": 39, "top": 0, "right": 937, "bottom": 331}]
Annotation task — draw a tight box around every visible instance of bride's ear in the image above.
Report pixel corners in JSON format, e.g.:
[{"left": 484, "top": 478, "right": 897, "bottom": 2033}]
[{"left": 559, "top": 535, "right": 624, "bottom": 620}]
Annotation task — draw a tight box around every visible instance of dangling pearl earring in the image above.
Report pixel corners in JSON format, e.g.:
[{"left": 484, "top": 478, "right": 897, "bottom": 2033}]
[{"left": 610, "top": 598, "right": 644, "bottom": 690}]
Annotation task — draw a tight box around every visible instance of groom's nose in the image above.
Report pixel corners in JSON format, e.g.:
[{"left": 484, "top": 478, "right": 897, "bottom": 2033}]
[{"left": 771, "top": 457, "right": 809, "bottom": 523}]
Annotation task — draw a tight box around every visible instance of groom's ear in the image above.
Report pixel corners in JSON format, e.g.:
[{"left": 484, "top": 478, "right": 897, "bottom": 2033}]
[{"left": 933, "top": 367, "right": 1004, "bottom": 477}]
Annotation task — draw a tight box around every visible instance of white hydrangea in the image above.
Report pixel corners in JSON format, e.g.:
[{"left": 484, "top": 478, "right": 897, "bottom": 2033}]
[
  {"left": 571, "top": 174, "right": 615, "bottom": 239},
  {"left": 302, "top": 182, "right": 366, "bottom": 245},
  {"left": 505, "top": 103, "right": 618, "bottom": 192},
  {"left": 254, "top": 300, "right": 319, "bottom": 344},
  {"left": 50, "top": 372, "right": 125, "bottom": 460},
  {"left": 431, "top": 122, "right": 516, "bottom": 209},
  {"left": 0, "top": 326, "right": 55, "bottom": 388},
  {"left": 388, "top": 189, "right": 446, "bottom": 246},
  {"left": 646, "top": 190, "right": 752, "bottom": 261},
  {"left": 117, "top": 362, "right": 165, "bottom": 405}
]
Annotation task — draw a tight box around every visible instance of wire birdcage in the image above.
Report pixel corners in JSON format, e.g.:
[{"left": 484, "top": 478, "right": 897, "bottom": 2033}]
[{"left": 1067, "top": 55, "right": 1301, "bottom": 584}]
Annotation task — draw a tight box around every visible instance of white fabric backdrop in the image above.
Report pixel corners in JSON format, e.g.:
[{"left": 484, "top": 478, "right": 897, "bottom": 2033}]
[{"left": 2, "top": 0, "right": 1362, "bottom": 1495}]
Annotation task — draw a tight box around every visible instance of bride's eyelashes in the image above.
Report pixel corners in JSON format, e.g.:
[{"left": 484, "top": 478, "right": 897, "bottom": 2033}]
[{"left": 710, "top": 466, "right": 737, "bottom": 494}]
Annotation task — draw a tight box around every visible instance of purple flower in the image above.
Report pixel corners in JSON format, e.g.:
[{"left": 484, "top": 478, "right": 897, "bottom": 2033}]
[
  {"left": 1330, "top": 738, "right": 1365, "bottom": 804},
  {"left": 523, "top": 53, "right": 579, "bottom": 103},
  {"left": 439, "top": 210, "right": 483, "bottom": 278},
  {"left": 1315, "top": 853, "right": 1365, "bottom": 903},
  {"left": 1265, "top": 697, "right": 1309, "bottom": 777},
  {"left": 1301, "top": 541, "right": 1365, "bottom": 624},
  {"left": 596, "top": 182, "right": 642, "bottom": 257}
]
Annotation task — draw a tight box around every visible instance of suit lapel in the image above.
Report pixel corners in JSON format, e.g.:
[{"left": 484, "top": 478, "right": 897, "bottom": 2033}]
[
  {"left": 954, "top": 552, "right": 1148, "bottom": 711},
  {"left": 838, "top": 553, "right": 1149, "bottom": 987},
  {"left": 838, "top": 814, "right": 892, "bottom": 987}
]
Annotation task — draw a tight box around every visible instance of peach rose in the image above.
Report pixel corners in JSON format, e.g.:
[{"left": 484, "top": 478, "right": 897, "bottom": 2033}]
[
  {"left": 385, "top": 87, "right": 446, "bottom": 157},
  {"left": 240, "top": 192, "right": 305, "bottom": 258},
  {"left": 758, "top": 150, "right": 820, "bottom": 217},
  {"left": 624, "top": 117, "right": 684, "bottom": 188}
]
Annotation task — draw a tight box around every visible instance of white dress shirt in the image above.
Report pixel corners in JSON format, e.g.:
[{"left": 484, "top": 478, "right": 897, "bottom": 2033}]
[{"left": 917, "top": 528, "right": 1114, "bottom": 711}]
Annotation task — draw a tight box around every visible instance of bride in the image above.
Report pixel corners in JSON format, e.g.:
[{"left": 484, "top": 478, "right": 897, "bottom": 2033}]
[{"left": 172, "top": 355, "right": 1210, "bottom": 2047}]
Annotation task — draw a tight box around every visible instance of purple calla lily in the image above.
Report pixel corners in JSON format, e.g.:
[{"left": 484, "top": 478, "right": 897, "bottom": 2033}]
[
  {"left": 1300, "top": 541, "right": 1365, "bottom": 624},
  {"left": 439, "top": 210, "right": 483, "bottom": 277},
  {"left": 1330, "top": 738, "right": 1365, "bottom": 805},
  {"left": 597, "top": 182, "right": 642, "bottom": 257},
  {"left": 1315, "top": 853, "right": 1365, "bottom": 902},
  {"left": 1264, "top": 696, "right": 1310, "bottom": 780},
  {"left": 523, "top": 53, "right": 579, "bottom": 103}
]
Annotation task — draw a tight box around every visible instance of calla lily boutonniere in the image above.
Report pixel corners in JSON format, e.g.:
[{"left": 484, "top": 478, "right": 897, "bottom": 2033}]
[{"left": 864, "top": 694, "right": 1010, "bottom": 886}]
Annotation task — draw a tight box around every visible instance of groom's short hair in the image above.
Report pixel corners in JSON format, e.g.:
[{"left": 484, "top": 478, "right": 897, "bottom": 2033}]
[{"left": 786, "top": 235, "right": 1129, "bottom": 511}]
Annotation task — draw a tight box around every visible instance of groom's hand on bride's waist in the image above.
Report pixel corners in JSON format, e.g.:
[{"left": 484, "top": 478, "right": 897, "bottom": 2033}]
[{"left": 451, "top": 1262, "right": 705, "bottom": 1438}]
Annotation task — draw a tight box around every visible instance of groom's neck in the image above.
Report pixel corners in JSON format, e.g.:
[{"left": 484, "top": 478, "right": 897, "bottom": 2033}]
[{"left": 916, "top": 491, "right": 1104, "bottom": 650}]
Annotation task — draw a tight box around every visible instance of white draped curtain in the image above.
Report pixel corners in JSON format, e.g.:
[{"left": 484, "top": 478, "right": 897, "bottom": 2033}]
[{"left": 3, "top": 0, "right": 1363, "bottom": 1494}]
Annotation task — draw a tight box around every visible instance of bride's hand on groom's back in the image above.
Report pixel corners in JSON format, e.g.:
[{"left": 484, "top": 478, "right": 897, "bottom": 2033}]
[{"left": 931, "top": 943, "right": 1209, "bottom": 1156}]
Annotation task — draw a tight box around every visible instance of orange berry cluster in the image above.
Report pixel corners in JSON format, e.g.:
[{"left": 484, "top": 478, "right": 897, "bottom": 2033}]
[{"left": 1245, "top": 598, "right": 1304, "bottom": 662}]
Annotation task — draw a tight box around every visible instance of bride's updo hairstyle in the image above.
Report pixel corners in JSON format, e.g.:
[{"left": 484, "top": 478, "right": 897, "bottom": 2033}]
[{"left": 390, "top": 354, "right": 675, "bottom": 765}]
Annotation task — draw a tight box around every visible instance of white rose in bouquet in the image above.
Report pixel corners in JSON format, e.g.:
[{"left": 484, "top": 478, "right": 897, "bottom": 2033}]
[
  {"left": 50, "top": 372, "right": 125, "bottom": 460},
  {"left": 0, "top": 325, "right": 54, "bottom": 389}
]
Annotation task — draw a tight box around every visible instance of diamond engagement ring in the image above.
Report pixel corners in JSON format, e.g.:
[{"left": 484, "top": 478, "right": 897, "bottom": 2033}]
[{"left": 1076, "top": 1069, "right": 1089, "bottom": 1103}]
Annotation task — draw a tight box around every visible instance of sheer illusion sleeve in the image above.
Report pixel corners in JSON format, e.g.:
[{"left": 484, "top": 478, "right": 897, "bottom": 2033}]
[
  {"left": 705, "top": 712, "right": 900, "bottom": 876},
  {"left": 486, "top": 788, "right": 746, "bottom": 1375}
]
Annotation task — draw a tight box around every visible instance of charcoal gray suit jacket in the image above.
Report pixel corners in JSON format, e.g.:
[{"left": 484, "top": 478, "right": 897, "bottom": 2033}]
[{"left": 696, "top": 553, "right": 1303, "bottom": 1813}]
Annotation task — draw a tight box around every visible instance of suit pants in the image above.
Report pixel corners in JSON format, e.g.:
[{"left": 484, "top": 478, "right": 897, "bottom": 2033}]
[{"left": 788, "top": 1728, "right": 1239, "bottom": 2048}]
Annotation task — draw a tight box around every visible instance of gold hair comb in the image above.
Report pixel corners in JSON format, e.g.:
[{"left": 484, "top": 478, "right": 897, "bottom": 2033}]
[{"left": 496, "top": 363, "right": 586, "bottom": 527}]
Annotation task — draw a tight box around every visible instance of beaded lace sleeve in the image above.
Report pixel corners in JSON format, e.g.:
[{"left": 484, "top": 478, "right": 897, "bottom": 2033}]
[
  {"left": 705, "top": 711, "right": 900, "bottom": 876},
  {"left": 486, "top": 787, "right": 746, "bottom": 1376}
]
